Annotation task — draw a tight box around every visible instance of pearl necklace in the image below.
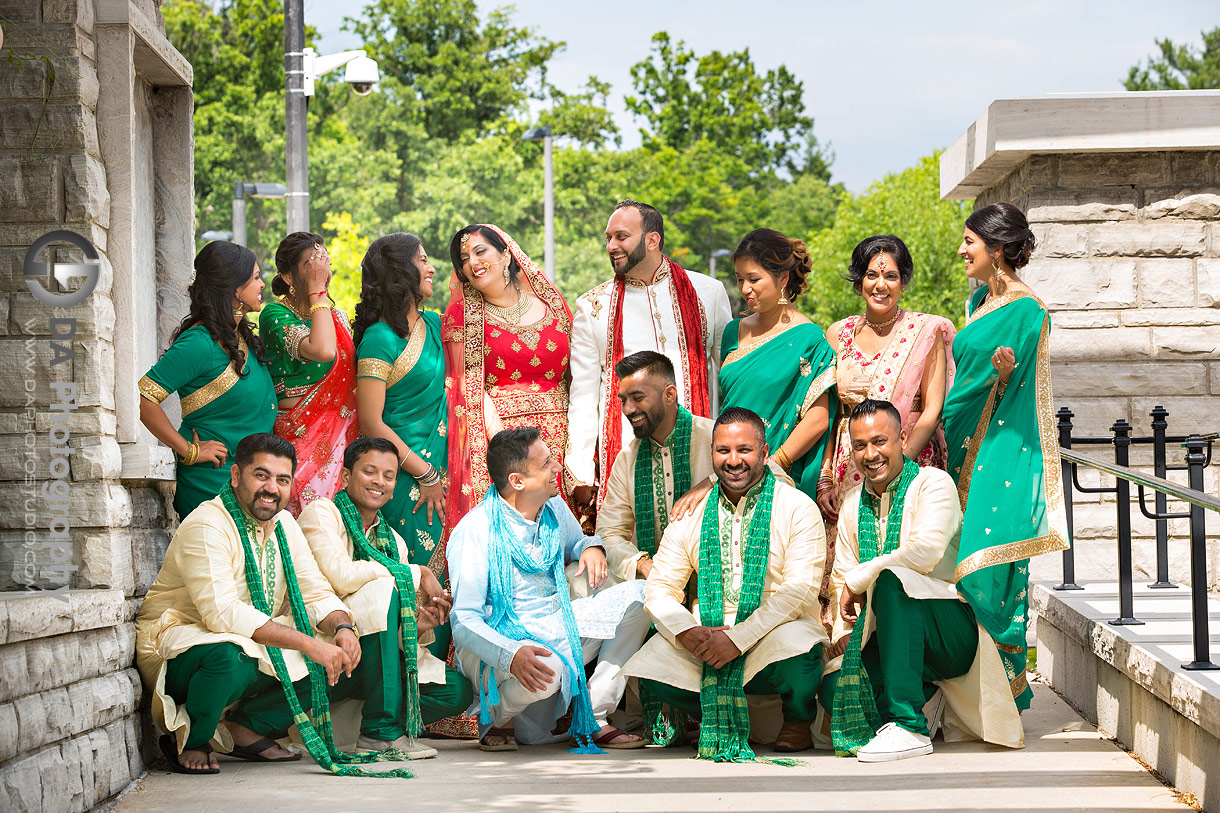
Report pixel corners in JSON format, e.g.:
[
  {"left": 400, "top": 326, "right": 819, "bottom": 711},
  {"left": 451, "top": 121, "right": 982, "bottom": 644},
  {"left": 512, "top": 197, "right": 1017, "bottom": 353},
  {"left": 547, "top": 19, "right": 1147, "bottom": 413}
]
[
  {"left": 864, "top": 307, "right": 903, "bottom": 332},
  {"left": 484, "top": 288, "right": 530, "bottom": 324}
]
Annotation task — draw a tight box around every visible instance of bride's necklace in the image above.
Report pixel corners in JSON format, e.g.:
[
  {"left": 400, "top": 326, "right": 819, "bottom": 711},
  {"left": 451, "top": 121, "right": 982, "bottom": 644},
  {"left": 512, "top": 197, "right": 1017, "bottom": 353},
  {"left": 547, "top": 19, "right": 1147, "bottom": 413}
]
[
  {"left": 864, "top": 307, "right": 902, "bottom": 332},
  {"left": 484, "top": 288, "right": 530, "bottom": 324}
]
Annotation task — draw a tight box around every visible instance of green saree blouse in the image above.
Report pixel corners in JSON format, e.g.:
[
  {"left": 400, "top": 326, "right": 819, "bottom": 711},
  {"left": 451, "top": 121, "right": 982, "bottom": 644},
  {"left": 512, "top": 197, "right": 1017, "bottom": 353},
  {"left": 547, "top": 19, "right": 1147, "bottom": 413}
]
[{"left": 139, "top": 324, "right": 277, "bottom": 520}]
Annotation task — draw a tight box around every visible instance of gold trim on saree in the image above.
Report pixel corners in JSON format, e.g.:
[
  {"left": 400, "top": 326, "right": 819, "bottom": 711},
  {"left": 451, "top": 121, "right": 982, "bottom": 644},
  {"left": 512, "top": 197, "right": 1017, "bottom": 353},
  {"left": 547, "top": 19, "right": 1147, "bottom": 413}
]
[
  {"left": 966, "top": 289, "right": 1027, "bottom": 325},
  {"left": 386, "top": 318, "right": 427, "bottom": 388},
  {"left": 721, "top": 325, "right": 798, "bottom": 368},
  {"left": 799, "top": 365, "right": 838, "bottom": 418},
  {"left": 954, "top": 313, "right": 1070, "bottom": 581},
  {"left": 180, "top": 340, "right": 248, "bottom": 417},
  {"left": 357, "top": 358, "right": 392, "bottom": 381},
  {"left": 138, "top": 375, "right": 169, "bottom": 404}
]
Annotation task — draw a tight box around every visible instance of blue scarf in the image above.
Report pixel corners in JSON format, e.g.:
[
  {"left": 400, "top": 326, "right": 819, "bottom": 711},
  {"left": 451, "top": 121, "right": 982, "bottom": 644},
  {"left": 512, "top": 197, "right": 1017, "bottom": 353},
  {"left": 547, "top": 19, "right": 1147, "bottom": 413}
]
[{"left": 479, "top": 488, "right": 605, "bottom": 754}]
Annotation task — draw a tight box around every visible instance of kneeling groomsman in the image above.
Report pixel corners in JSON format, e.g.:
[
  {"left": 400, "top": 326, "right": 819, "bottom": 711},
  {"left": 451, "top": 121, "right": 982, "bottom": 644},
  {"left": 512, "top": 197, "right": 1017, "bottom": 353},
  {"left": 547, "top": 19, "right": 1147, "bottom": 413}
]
[
  {"left": 828, "top": 399, "right": 1022, "bottom": 762},
  {"left": 298, "top": 436, "right": 474, "bottom": 759}
]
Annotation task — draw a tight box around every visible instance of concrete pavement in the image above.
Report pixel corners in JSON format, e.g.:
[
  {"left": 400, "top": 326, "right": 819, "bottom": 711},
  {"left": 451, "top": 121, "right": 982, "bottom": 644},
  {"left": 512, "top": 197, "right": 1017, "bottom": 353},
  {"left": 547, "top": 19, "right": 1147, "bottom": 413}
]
[{"left": 113, "top": 684, "right": 1190, "bottom": 812}]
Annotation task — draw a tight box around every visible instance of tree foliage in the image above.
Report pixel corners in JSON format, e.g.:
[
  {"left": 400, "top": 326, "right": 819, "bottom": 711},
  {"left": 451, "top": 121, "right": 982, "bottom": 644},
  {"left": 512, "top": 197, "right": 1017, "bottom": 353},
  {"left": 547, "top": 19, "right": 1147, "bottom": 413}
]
[{"left": 1124, "top": 27, "right": 1220, "bottom": 90}]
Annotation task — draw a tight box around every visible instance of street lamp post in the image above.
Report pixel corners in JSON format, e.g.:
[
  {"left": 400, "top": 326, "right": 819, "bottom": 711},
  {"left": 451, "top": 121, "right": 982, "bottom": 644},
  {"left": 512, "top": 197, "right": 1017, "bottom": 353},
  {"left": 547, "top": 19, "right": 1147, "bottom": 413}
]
[
  {"left": 709, "top": 248, "right": 733, "bottom": 280},
  {"left": 283, "top": 0, "right": 380, "bottom": 233},
  {"left": 233, "top": 182, "right": 288, "bottom": 247},
  {"left": 522, "top": 125, "right": 554, "bottom": 281}
]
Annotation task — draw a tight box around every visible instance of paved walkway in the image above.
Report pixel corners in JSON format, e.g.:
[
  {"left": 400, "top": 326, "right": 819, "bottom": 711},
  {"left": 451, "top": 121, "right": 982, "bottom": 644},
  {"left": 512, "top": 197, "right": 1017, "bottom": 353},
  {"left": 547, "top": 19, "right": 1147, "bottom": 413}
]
[{"left": 114, "top": 685, "right": 1189, "bottom": 812}]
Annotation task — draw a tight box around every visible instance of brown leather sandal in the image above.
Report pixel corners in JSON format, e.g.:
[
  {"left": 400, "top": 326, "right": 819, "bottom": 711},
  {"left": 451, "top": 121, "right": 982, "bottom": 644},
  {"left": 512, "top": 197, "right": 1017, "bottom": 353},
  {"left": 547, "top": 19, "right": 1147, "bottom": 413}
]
[{"left": 774, "top": 720, "right": 814, "bottom": 753}]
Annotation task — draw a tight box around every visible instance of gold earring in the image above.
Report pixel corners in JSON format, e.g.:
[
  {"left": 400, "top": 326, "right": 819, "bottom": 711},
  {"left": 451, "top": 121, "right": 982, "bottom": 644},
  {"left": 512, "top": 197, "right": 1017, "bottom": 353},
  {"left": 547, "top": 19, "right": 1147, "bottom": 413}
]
[
  {"left": 233, "top": 301, "right": 245, "bottom": 322},
  {"left": 778, "top": 294, "right": 792, "bottom": 324},
  {"left": 502, "top": 258, "right": 511, "bottom": 286},
  {"left": 288, "top": 281, "right": 295, "bottom": 297}
]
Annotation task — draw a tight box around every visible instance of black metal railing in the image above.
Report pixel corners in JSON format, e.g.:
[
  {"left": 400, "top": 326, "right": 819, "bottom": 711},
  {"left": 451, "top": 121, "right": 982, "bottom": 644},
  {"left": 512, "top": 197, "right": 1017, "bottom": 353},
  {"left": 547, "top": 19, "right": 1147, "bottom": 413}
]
[{"left": 1056, "top": 405, "right": 1220, "bottom": 671}]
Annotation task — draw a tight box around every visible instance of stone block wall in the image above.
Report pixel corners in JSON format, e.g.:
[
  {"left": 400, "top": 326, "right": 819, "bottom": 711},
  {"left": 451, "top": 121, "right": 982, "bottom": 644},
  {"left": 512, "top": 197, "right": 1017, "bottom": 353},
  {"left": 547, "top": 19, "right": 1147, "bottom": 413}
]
[
  {"left": 974, "top": 150, "right": 1220, "bottom": 590},
  {"left": 0, "top": 2, "right": 193, "bottom": 810}
]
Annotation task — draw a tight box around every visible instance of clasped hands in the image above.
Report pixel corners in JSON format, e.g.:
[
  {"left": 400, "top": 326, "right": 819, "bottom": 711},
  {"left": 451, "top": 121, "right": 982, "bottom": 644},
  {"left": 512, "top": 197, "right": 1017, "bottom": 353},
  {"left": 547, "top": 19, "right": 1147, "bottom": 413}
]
[{"left": 677, "top": 625, "right": 741, "bottom": 669}]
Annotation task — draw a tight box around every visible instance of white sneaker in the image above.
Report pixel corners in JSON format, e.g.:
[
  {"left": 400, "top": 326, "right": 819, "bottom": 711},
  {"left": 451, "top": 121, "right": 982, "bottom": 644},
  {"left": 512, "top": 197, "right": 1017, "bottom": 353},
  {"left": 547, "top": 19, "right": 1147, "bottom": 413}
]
[
  {"left": 355, "top": 734, "right": 438, "bottom": 760},
  {"left": 856, "top": 722, "right": 933, "bottom": 762},
  {"left": 922, "top": 689, "right": 947, "bottom": 740}
]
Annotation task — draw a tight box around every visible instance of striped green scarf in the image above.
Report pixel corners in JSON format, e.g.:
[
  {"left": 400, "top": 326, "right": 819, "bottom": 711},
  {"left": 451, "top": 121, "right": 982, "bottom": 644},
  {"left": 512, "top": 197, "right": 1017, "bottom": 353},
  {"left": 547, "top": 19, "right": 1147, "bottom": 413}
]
[
  {"left": 633, "top": 406, "right": 693, "bottom": 747},
  {"left": 333, "top": 489, "right": 422, "bottom": 739},
  {"left": 220, "top": 485, "right": 414, "bottom": 778},
  {"left": 694, "top": 470, "right": 798, "bottom": 764},
  {"left": 831, "top": 457, "right": 921, "bottom": 756}
]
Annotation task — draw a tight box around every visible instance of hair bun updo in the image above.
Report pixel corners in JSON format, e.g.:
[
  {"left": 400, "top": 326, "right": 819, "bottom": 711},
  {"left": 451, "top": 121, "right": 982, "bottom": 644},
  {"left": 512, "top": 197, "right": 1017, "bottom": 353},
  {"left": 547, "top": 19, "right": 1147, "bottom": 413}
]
[
  {"left": 732, "top": 228, "right": 811, "bottom": 300},
  {"left": 965, "top": 202, "right": 1036, "bottom": 270}
]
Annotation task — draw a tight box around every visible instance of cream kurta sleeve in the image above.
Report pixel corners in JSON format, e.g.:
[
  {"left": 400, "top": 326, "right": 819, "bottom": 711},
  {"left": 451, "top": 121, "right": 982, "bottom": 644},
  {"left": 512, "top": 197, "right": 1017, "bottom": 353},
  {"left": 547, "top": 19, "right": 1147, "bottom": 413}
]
[
  {"left": 723, "top": 489, "right": 823, "bottom": 654},
  {"left": 597, "top": 445, "right": 647, "bottom": 581},
  {"left": 177, "top": 520, "right": 273, "bottom": 638},
  {"left": 565, "top": 290, "right": 603, "bottom": 489},
  {"left": 831, "top": 504, "right": 861, "bottom": 645},
  {"left": 643, "top": 509, "right": 701, "bottom": 644},
  {"left": 298, "top": 499, "right": 387, "bottom": 597},
  {"left": 281, "top": 517, "right": 352, "bottom": 629}
]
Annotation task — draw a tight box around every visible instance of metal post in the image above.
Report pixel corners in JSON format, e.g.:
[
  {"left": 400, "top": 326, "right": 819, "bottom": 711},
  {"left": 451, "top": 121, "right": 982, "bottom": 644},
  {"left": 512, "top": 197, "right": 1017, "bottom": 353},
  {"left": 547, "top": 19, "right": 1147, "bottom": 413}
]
[
  {"left": 1148, "top": 405, "right": 1176, "bottom": 588},
  {"left": 1110, "top": 419, "right": 1142, "bottom": 625},
  {"left": 1182, "top": 436, "right": 1218, "bottom": 670},
  {"left": 232, "top": 183, "right": 248, "bottom": 247},
  {"left": 1056, "top": 407, "right": 1083, "bottom": 590},
  {"left": 284, "top": 0, "right": 309, "bottom": 232},
  {"left": 542, "top": 132, "right": 554, "bottom": 282}
]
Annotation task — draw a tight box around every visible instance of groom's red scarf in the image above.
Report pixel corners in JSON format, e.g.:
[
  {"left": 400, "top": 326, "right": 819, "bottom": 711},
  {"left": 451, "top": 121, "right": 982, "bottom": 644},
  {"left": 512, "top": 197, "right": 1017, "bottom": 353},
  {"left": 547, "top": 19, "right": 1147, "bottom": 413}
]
[{"left": 599, "top": 258, "right": 710, "bottom": 507}]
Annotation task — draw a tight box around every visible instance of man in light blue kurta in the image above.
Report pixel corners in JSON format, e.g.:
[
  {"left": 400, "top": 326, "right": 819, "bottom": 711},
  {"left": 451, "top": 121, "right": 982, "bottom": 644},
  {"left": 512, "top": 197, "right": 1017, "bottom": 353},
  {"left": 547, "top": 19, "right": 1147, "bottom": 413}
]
[{"left": 449, "top": 427, "right": 650, "bottom": 750}]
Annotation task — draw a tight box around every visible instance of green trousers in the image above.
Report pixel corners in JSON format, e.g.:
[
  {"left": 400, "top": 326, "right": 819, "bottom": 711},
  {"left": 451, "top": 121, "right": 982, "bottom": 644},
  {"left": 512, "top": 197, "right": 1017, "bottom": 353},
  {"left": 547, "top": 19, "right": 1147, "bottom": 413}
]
[
  {"left": 227, "top": 590, "right": 473, "bottom": 741},
  {"left": 823, "top": 570, "right": 978, "bottom": 736},
  {"left": 164, "top": 641, "right": 285, "bottom": 750},
  {"left": 641, "top": 644, "right": 824, "bottom": 724}
]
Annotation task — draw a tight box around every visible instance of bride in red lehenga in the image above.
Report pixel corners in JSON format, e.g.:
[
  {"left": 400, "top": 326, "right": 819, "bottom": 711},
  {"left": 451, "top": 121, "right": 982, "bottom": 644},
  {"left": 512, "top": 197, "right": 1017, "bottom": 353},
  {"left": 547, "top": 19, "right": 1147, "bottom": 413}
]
[{"left": 434, "top": 224, "right": 573, "bottom": 738}]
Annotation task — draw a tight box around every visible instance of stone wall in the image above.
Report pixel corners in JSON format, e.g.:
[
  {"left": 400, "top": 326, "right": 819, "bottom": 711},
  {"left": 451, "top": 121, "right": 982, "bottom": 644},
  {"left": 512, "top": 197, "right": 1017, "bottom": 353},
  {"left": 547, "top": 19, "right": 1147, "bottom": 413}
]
[
  {"left": 973, "top": 150, "right": 1220, "bottom": 590},
  {"left": 0, "top": 2, "right": 193, "bottom": 810}
]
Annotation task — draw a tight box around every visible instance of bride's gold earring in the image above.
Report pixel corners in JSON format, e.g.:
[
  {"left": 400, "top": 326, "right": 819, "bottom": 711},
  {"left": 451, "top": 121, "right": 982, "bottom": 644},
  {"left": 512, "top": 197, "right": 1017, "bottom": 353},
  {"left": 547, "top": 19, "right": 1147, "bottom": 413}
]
[{"left": 502, "top": 258, "right": 511, "bottom": 287}]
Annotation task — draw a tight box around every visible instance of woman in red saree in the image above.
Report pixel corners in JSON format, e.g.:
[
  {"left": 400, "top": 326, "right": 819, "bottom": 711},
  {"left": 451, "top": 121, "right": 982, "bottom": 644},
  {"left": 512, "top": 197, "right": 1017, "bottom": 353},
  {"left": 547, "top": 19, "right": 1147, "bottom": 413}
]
[
  {"left": 260, "top": 231, "right": 359, "bottom": 515},
  {"left": 442, "top": 225, "right": 573, "bottom": 527}
]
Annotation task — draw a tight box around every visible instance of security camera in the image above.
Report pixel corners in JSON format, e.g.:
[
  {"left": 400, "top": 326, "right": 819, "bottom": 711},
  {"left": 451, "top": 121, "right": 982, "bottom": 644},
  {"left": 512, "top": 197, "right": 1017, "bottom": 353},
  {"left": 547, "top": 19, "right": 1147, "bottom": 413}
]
[{"left": 345, "top": 56, "right": 379, "bottom": 96}]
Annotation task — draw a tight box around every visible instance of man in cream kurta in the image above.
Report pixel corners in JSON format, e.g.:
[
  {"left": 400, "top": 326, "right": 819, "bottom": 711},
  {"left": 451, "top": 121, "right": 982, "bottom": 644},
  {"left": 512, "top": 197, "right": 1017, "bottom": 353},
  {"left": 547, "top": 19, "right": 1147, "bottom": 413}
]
[
  {"left": 135, "top": 433, "right": 358, "bottom": 774},
  {"left": 595, "top": 351, "right": 715, "bottom": 587},
  {"left": 621, "top": 408, "right": 828, "bottom": 753},
  {"left": 829, "top": 399, "right": 1023, "bottom": 762},
  {"left": 298, "top": 437, "right": 474, "bottom": 758},
  {"left": 565, "top": 201, "right": 731, "bottom": 510}
]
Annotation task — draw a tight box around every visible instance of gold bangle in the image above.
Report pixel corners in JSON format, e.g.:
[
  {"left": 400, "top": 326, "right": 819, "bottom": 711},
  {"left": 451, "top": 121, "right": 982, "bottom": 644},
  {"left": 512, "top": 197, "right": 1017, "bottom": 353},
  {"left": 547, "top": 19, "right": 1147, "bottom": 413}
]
[
  {"left": 180, "top": 441, "right": 198, "bottom": 466},
  {"left": 309, "top": 302, "right": 331, "bottom": 315},
  {"left": 775, "top": 446, "right": 793, "bottom": 472}
]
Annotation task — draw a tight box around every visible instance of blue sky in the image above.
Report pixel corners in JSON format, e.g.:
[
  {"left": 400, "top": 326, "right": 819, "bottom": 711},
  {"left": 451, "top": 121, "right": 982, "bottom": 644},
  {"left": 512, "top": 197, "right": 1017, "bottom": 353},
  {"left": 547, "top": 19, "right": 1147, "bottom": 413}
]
[{"left": 308, "top": 0, "right": 1217, "bottom": 192}]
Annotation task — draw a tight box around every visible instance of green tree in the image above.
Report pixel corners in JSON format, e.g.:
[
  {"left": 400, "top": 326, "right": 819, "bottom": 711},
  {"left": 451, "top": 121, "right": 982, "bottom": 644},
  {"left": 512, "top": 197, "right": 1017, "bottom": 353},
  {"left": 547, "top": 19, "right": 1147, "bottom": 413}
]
[
  {"left": 625, "top": 32, "right": 830, "bottom": 179},
  {"left": 346, "top": 0, "right": 561, "bottom": 141},
  {"left": 1125, "top": 27, "right": 1220, "bottom": 89},
  {"left": 801, "top": 153, "right": 972, "bottom": 329}
]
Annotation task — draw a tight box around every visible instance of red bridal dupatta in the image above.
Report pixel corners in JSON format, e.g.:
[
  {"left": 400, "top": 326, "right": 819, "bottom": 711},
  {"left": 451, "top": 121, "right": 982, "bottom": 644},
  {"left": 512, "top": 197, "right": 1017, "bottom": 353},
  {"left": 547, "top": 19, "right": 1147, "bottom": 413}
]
[
  {"left": 442, "top": 225, "right": 574, "bottom": 527},
  {"left": 272, "top": 309, "right": 359, "bottom": 515}
]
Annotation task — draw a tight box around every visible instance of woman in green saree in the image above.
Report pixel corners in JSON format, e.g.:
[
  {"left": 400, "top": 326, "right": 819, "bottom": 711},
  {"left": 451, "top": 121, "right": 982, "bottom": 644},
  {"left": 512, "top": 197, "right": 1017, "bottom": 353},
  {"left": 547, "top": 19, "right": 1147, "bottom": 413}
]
[
  {"left": 138, "top": 241, "right": 278, "bottom": 520},
  {"left": 718, "top": 229, "right": 837, "bottom": 500},
  {"left": 942, "top": 203, "right": 1069, "bottom": 711}
]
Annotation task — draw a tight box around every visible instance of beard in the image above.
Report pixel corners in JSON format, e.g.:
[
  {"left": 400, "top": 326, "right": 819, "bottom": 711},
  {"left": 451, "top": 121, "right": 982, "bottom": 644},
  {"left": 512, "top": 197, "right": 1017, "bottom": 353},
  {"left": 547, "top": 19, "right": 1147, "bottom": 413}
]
[
  {"left": 610, "top": 236, "right": 648, "bottom": 277},
  {"left": 243, "top": 487, "right": 283, "bottom": 521},
  {"left": 627, "top": 402, "right": 666, "bottom": 439},
  {"left": 714, "top": 456, "right": 767, "bottom": 493}
]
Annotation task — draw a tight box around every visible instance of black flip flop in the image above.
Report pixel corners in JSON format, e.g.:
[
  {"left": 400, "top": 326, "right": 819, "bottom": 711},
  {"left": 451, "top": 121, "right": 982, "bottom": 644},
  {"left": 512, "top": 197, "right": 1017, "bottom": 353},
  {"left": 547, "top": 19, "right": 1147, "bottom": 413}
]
[
  {"left": 228, "top": 735, "right": 302, "bottom": 762},
  {"left": 159, "top": 734, "right": 220, "bottom": 775}
]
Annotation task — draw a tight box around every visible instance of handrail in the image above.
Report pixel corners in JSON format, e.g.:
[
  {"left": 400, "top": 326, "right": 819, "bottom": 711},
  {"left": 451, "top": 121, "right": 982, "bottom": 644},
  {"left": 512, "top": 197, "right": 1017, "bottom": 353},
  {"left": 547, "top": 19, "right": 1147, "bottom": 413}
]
[
  {"left": 1055, "top": 406, "right": 1217, "bottom": 671},
  {"left": 1061, "top": 448, "right": 1220, "bottom": 513}
]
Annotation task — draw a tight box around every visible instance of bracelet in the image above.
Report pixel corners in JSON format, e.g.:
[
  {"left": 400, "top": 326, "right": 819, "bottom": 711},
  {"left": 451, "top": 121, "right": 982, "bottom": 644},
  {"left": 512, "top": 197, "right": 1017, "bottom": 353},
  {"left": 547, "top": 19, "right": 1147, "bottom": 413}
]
[
  {"left": 309, "top": 302, "right": 331, "bottom": 315},
  {"left": 180, "top": 441, "right": 199, "bottom": 466},
  {"left": 774, "top": 446, "right": 794, "bottom": 472},
  {"left": 334, "top": 623, "right": 355, "bottom": 635},
  {"left": 414, "top": 464, "right": 442, "bottom": 487}
]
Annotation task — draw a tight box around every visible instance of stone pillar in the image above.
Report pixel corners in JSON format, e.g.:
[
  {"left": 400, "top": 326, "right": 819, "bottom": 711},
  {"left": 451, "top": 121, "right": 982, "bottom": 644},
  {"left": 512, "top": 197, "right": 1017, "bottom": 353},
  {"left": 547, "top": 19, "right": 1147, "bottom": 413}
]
[
  {"left": 941, "top": 91, "right": 1220, "bottom": 589},
  {"left": 0, "top": 2, "right": 192, "bottom": 810}
]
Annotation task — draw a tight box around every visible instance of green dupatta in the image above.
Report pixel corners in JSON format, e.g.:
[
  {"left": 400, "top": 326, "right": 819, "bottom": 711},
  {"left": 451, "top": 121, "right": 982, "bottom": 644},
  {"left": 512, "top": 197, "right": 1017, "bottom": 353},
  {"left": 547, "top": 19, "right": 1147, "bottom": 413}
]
[
  {"left": 218, "top": 485, "right": 414, "bottom": 778},
  {"left": 333, "top": 489, "right": 422, "bottom": 738},
  {"left": 942, "top": 288, "right": 1068, "bottom": 710},
  {"left": 633, "top": 405, "right": 693, "bottom": 746},
  {"left": 694, "top": 470, "right": 799, "bottom": 765},
  {"left": 831, "top": 457, "right": 920, "bottom": 755},
  {"left": 719, "top": 321, "right": 838, "bottom": 500}
]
